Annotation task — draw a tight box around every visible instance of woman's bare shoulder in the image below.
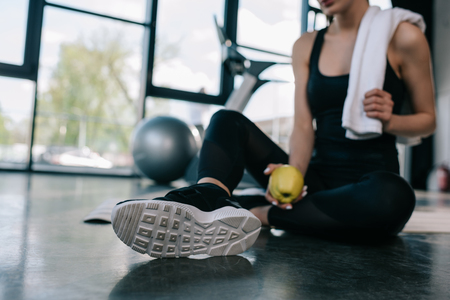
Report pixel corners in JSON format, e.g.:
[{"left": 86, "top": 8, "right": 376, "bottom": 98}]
[
  {"left": 391, "top": 22, "right": 429, "bottom": 55},
  {"left": 292, "top": 31, "right": 318, "bottom": 65}
]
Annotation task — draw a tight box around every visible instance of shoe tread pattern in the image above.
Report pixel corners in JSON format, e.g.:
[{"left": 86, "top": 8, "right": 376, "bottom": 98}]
[{"left": 112, "top": 200, "right": 261, "bottom": 258}]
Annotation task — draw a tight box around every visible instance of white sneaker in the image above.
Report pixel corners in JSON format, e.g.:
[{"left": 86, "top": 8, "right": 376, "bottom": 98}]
[{"left": 111, "top": 198, "right": 261, "bottom": 258}]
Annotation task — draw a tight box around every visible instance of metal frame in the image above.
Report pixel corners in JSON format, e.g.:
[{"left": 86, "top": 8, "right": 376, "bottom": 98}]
[
  {"left": 0, "top": 0, "right": 44, "bottom": 80},
  {"left": 301, "top": 0, "right": 310, "bottom": 33}
]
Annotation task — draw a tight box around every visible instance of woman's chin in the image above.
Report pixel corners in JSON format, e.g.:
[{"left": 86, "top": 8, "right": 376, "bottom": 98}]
[{"left": 320, "top": 5, "right": 338, "bottom": 16}]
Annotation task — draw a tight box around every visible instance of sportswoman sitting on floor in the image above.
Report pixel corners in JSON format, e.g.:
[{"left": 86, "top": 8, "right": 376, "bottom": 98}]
[{"left": 111, "top": 0, "right": 436, "bottom": 258}]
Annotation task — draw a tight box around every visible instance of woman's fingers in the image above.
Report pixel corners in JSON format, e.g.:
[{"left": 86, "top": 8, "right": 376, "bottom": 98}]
[
  {"left": 290, "top": 185, "right": 308, "bottom": 205},
  {"left": 263, "top": 163, "right": 284, "bottom": 175},
  {"left": 265, "top": 188, "right": 280, "bottom": 206},
  {"left": 278, "top": 203, "right": 294, "bottom": 210},
  {"left": 363, "top": 99, "right": 394, "bottom": 111},
  {"left": 264, "top": 175, "right": 294, "bottom": 210},
  {"left": 264, "top": 164, "right": 281, "bottom": 207},
  {"left": 263, "top": 163, "right": 306, "bottom": 210},
  {"left": 363, "top": 89, "right": 394, "bottom": 124},
  {"left": 364, "top": 88, "right": 391, "bottom": 99},
  {"left": 302, "top": 185, "right": 308, "bottom": 198},
  {"left": 265, "top": 185, "right": 308, "bottom": 210}
]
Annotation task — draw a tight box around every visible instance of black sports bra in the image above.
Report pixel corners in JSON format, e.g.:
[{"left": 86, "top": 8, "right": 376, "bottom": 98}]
[{"left": 306, "top": 27, "right": 407, "bottom": 173}]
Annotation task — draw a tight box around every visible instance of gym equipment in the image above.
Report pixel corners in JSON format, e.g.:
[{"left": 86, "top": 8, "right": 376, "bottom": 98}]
[
  {"left": 132, "top": 116, "right": 198, "bottom": 183},
  {"left": 184, "top": 18, "right": 291, "bottom": 186},
  {"left": 214, "top": 16, "right": 290, "bottom": 112},
  {"left": 185, "top": 18, "right": 291, "bottom": 186}
]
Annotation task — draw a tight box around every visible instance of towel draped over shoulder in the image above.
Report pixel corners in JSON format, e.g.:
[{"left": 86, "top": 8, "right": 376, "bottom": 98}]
[{"left": 341, "top": 6, "right": 426, "bottom": 145}]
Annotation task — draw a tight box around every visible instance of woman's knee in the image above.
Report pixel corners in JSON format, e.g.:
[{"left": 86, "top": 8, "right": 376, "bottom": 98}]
[
  {"left": 364, "top": 171, "right": 414, "bottom": 200},
  {"left": 206, "top": 110, "right": 249, "bottom": 141},
  {"left": 210, "top": 110, "right": 245, "bottom": 126},
  {"left": 361, "top": 171, "right": 416, "bottom": 227}
]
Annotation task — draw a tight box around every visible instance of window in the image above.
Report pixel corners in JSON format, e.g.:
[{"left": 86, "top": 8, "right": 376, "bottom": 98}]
[
  {"left": 46, "top": 0, "right": 148, "bottom": 23},
  {"left": 0, "top": 0, "right": 310, "bottom": 175},
  {"left": 369, "top": 0, "right": 392, "bottom": 10},
  {"left": 145, "top": 97, "right": 221, "bottom": 130},
  {"left": 32, "top": 6, "right": 145, "bottom": 174},
  {"left": 0, "top": 77, "right": 35, "bottom": 169},
  {"left": 0, "top": 0, "right": 29, "bottom": 65},
  {"left": 236, "top": 0, "right": 300, "bottom": 150},
  {"left": 237, "top": 0, "right": 301, "bottom": 56},
  {"left": 151, "top": 0, "right": 225, "bottom": 96}
]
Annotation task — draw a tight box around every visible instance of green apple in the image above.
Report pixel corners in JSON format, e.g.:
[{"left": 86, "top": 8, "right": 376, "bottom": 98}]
[{"left": 269, "top": 165, "right": 304, "bottom": 204}]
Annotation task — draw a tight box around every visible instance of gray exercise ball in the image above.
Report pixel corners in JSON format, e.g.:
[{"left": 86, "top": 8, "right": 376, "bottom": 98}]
[{"left": 132, "top": 116, "right": 198, "bottom": 183}]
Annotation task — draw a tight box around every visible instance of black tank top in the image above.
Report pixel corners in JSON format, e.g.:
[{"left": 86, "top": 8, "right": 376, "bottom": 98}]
[{"left": 307, "top": 28, "right": 406, "bottom": 175}]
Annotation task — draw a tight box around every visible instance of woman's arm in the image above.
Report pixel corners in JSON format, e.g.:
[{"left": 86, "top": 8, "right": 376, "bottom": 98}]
[
  {"left": 289, "top": 32, "right": 316, "bottom": 176},
  {"left": 363, "top": 22, "right": 436, "bottom": 137},
  {"left": 263, "top": 32, "right": 316, "bottom": 210}
]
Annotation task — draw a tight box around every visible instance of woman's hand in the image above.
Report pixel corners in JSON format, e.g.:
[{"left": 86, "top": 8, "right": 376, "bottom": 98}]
[
  {"left": 363, "top": 88, "right": 394, "bottom": 130},
  {"left": 263, "top": 163, "right": 308, "bottom": 210}
]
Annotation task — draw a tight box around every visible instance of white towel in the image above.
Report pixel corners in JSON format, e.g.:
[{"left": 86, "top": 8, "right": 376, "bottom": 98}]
[{"left": 341, "top": 6, "right": 426, "bottom": 145}]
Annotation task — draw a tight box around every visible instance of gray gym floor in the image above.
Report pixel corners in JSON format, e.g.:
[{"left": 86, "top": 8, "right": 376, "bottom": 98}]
[{"left": 1, "top": 171, "right": 449, "bottom": 300}]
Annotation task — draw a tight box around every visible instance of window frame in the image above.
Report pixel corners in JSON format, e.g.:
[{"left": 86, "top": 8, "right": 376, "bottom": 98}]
[
  {"left": 144, "top": 0, "right": 238, "bottom": 108},
  {"left": 0, "top": 0, "right": 44, "bottom": 80}
]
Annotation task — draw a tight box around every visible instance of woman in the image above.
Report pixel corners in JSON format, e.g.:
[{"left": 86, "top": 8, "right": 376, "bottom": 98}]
[{"left": 111, "top": 0, "right": 435, "bottom": 258}]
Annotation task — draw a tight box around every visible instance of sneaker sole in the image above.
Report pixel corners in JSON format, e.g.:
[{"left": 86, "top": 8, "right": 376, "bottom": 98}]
[{"left": 111, "top": 199, "right": 261, "bottom": 258}]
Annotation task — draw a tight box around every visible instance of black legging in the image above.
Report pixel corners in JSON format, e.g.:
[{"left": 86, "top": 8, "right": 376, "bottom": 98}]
[{"left": 198, "top": 110, "right": 415, "bottom": 238}]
